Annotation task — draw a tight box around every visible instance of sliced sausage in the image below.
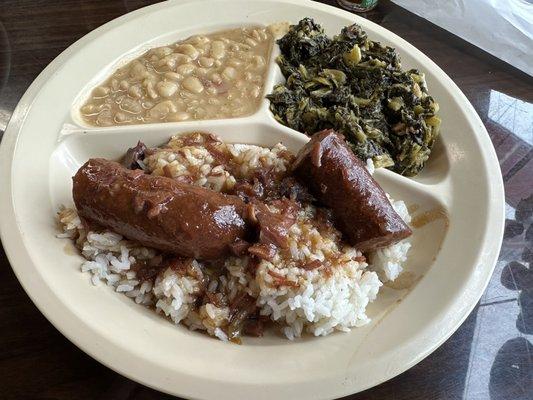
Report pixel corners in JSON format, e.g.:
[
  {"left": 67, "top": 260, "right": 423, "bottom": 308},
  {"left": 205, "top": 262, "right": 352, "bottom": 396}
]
[
  {"left": 73, "top": 158, "right": 247, "bottom": 260},
  {"left": 291, "top": 129, "right": 412, "bottom": 251}
]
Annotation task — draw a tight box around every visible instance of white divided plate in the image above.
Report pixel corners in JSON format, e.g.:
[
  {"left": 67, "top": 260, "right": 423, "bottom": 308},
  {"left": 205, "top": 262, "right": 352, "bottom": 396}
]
[{"left": 0, "top": 0, "right": 504, "bottom": 399}]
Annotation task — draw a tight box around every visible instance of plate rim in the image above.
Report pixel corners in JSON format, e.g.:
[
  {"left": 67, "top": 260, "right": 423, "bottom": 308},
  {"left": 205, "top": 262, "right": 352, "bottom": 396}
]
[{"left": 0, "top": 0, "right": 505, "bottom": 398}]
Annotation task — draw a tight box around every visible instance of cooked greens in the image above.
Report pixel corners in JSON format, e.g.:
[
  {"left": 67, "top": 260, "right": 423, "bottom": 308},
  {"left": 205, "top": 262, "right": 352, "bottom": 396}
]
[{"left": 267, "top": 18, "right": 441, "bottom": 176}]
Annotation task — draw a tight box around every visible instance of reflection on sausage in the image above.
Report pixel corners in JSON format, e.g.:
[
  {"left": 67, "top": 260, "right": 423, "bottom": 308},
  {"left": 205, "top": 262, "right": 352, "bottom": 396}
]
[
  {"left": 73, "top": 158, "right": 247, "bottom": 260},
  {"left": 292, "top": 130, "right": 412, "bottom": 251}
]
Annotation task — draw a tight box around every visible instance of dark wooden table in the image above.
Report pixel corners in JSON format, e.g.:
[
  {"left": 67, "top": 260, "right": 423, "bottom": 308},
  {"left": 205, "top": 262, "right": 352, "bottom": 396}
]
[{"left": 1, "top": 1, "right": 532, "bottom": 399}]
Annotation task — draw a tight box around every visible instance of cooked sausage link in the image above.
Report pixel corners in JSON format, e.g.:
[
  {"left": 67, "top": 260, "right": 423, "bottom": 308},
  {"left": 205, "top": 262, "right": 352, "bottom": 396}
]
[
  {"left": 73, "top": 158, "right": 247, "bottom": 260},
  {"left": 291, "top": 130, "right": 412, "bottom": 251}
]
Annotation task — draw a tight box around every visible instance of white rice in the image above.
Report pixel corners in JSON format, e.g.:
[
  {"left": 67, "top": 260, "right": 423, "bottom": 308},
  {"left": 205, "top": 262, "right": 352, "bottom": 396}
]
[
  {"left": 143, "top": 132, "right": 292, "bottom": 193},
  {"left": 365, "top": 158, "right": 375, "bottom": 175},
  {"left": 369, "top": 197, "right": 412, "bottom": 281},
  {"left": 153, "top": 265, "right": 202, "bottom": 325},
  {"left": 257, "top": 263, "right": 381, "bottom": 338},
  {"left": 246, "top": 205, "right": 384, "bottom": 339},
  {"left": 57, "top": 133, "right": 412, "bottom": 341}
]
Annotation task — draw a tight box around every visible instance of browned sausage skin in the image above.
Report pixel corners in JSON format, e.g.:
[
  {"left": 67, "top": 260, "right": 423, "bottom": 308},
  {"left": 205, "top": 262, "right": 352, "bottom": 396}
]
[
  {"left": 291, "top": 130, "right": 412, "bottom": 251},
  {"left": 73, "top": 158, "right": 247, "bottom": 260}
]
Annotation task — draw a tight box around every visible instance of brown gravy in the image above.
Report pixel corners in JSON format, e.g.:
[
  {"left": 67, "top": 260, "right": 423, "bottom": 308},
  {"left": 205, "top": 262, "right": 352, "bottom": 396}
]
[{"left": 411, "top": 207, "right": 449, "bottom": 229}]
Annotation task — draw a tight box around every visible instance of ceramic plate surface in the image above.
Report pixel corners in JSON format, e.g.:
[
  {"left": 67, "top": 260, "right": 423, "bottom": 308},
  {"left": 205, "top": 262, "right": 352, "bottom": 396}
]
[{"left": 0, "top": 1, "right": 504, "bottom": 399}]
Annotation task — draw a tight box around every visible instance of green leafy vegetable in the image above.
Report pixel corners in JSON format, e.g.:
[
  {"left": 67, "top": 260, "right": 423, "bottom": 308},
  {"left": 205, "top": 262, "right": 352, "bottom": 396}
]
[{"left": 267, "top": 18, "right": 441, "bottom": 176}]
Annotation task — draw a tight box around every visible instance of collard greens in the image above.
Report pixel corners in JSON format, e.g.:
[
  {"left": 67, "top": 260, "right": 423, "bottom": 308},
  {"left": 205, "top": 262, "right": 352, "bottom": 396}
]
[{"left": 267, "top": 18, "right": 441, "bottom": 176}]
